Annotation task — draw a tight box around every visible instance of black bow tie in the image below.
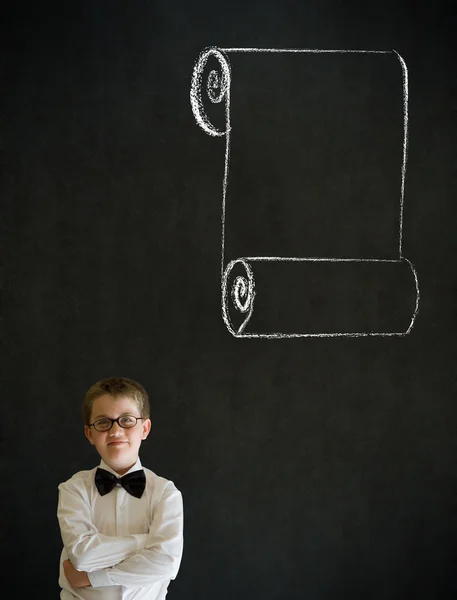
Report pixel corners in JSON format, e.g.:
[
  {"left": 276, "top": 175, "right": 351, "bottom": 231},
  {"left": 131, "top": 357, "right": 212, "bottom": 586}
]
[{"left": 95, "top": 467, "right": 146, "bottom": 499}]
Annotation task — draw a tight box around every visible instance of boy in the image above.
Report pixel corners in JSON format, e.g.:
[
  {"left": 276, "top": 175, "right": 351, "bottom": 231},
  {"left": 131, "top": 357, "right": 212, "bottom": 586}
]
[{"left": 57, "top": 377, "right": 184, "bottom": 599}]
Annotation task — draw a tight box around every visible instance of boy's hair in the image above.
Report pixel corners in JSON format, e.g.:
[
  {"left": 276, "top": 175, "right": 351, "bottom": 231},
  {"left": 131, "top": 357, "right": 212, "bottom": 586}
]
[{"left": 83, "top": 377, "right": 150, "bottom": 426}]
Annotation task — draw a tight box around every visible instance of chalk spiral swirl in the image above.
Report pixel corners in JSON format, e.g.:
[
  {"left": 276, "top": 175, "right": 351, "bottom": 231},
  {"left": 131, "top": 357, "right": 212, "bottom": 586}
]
[
  {"left": 222, "top": 259, "right": 255, "bottom": 335},
  {"left": 190, "top": 47, "right": 231, "bottom": 137}
]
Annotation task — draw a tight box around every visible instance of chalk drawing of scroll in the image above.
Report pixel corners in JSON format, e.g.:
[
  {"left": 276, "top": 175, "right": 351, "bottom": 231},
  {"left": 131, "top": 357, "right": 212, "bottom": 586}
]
[{"left": 190, "top": 47, "right": 420, "bottom": 338}]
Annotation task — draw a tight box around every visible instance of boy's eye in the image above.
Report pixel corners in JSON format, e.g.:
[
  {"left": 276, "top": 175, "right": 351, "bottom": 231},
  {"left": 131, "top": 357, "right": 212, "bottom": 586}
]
[
  {"left": 95, "top": 419, "right": 111, "bottom": 429},
  {"left": 119, "top": 416, "right": 136, "bottom": 426}
]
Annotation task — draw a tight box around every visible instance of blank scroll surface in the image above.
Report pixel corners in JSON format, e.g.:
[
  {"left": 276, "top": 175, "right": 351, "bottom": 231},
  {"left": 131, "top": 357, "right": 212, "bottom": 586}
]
[{"left": 190, "top": 47, "right": 420, "bottom": 338}]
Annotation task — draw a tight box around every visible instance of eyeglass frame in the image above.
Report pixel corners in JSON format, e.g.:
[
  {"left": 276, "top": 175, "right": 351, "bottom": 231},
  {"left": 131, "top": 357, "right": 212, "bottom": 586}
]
[{"left": 88, "top": 415, "right": 146, "bottom": 432}]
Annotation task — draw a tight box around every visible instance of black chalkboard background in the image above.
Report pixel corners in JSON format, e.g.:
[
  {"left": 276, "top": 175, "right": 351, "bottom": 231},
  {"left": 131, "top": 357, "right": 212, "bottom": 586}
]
[{"left": 2, "top": 1, "right": 457, "bottom": 598}]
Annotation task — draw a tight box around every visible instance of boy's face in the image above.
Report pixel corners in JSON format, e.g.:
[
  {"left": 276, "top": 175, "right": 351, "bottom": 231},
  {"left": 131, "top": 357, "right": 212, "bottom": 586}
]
[{"left": 84, "top": 394, "right": 151, "bottom": 475}]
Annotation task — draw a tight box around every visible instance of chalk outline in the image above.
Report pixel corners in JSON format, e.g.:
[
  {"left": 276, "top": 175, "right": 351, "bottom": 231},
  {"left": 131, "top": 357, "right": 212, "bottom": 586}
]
[{"left": 190, "top": 47, "right": 420, "bottom": 338}]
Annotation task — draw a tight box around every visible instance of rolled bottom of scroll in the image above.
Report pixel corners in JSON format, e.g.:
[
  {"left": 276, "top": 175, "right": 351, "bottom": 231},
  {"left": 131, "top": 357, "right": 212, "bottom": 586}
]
[{"left": 222, "top": 258, "right": 419, "bottom": 338}]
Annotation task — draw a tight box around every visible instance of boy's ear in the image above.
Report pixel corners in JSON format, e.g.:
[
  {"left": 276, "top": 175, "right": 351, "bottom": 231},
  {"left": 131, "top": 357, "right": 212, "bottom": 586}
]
[
  {"left": 142, "top": 418, "right": 151, "bottom": 440},
  {"left": 84, "top": 425, "right": 95, "bottom": 445}
]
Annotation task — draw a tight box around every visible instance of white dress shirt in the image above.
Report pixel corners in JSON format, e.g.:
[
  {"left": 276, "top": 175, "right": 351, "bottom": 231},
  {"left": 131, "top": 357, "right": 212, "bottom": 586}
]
[{"left": 57, "top": 457, "right": 183, "bottom": 600}]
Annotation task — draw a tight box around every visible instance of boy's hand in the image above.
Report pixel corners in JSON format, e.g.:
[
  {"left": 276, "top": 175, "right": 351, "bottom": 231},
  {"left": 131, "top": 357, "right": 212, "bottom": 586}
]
[{"left": 63, "top": 559, "right": 91, "bottom": 588}]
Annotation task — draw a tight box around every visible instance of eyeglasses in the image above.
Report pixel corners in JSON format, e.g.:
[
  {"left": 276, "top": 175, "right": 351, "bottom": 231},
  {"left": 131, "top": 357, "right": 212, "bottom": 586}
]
[{"left": 89, "top": 415, "right": 145, "bottom": 432}]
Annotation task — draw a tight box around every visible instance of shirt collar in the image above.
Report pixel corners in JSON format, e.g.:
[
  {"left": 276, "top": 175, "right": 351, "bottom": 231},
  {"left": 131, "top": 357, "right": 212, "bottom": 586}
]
[{"left": 99, "top": 456, "right": 143, "bottom": 478}]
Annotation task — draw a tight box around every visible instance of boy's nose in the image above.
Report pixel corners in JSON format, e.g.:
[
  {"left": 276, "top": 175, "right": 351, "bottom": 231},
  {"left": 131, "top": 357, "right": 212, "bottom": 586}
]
[{"left": 110, "top": 422, "right": 124, "bottom": 434}]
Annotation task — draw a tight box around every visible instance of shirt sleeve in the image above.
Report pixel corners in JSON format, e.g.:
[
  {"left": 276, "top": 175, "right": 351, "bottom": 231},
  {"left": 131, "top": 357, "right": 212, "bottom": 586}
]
[
  {"left": 88, "top": 482, "right": 184, "bottom": 588},
  {"left": 58, "top": 479, "right": 148, "bottom": 572}
]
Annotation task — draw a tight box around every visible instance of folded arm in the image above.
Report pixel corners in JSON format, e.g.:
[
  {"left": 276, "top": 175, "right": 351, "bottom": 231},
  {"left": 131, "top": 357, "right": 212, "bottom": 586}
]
[
  {"left": 58, "top": 481, "right": 147, "bottom": 572},
  {"left": 88, "top": 483, "right": 183, "bottom": 588}
]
